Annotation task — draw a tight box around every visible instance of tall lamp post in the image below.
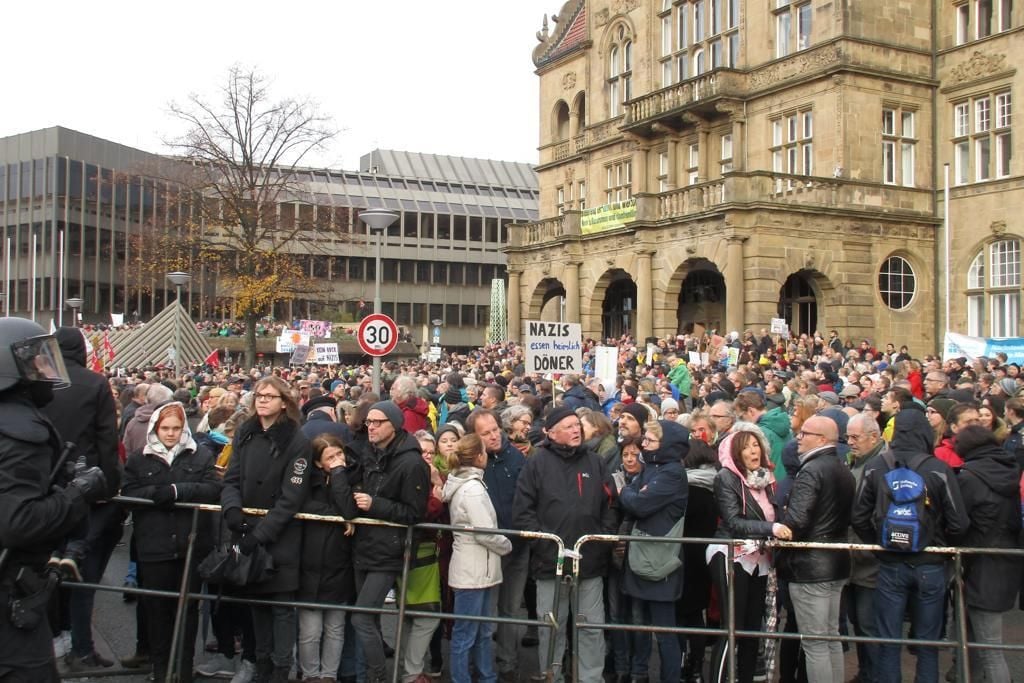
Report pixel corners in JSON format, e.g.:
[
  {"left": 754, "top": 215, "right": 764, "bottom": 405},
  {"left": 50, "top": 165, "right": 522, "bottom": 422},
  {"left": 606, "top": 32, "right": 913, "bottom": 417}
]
[
  {"left": 166, "top": 271, "right": 192, "bottom": 373},
  {"left": 65, "top": 297, "right": 83, "bottom": 328},
  {"left": 358, "top": 208, "right": 399, "bottom": 395}
]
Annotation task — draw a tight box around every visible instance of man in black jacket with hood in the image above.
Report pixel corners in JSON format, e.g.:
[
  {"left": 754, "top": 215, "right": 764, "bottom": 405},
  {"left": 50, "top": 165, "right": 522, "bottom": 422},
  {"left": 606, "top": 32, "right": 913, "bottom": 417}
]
[
  {"left": 851, "top": 409, "right": 969, "bottom": 683},
  {"left": 41, "top": 327, "right": 123, "bottom": 671}
]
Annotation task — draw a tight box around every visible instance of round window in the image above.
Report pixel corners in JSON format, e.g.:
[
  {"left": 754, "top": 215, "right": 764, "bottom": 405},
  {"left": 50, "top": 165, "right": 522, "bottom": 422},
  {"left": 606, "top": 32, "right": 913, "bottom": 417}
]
[{"left": 878, "top": 256, "right": 916, "bottom": 310}]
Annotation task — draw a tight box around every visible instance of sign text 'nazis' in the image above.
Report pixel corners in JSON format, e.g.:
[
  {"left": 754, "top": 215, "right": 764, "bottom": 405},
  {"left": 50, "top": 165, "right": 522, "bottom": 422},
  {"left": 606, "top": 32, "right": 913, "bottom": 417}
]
[{"left": 526, "top": 321, "right": 582, "bottom": 373}]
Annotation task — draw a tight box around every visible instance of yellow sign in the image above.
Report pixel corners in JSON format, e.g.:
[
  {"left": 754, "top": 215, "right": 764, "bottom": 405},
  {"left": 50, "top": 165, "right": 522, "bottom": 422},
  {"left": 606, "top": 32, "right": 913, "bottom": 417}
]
[{"left": 580, "top": 199, "right": 637, "bottom": 235}]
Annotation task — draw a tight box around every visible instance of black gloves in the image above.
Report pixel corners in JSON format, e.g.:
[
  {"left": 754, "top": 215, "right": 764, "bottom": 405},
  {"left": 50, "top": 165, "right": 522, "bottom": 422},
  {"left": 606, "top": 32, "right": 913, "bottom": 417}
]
[
  {"left": 238, "top": 533, "right": 260, "bottom": 556},
  {"left": 69, "top": 466, "right": 107, "bottom": 504},
  {"left": 224, "top": 507, "right": 245, "bottom": 532},
  {"left": 151, "top": 485, "right": 176, "bottom": 508}
]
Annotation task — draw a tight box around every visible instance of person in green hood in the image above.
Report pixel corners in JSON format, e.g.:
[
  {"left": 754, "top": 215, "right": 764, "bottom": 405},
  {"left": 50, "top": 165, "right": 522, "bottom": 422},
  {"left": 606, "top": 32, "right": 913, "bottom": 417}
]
[{"left": 734, "top": 390, "right": 792, "bottom": 480}]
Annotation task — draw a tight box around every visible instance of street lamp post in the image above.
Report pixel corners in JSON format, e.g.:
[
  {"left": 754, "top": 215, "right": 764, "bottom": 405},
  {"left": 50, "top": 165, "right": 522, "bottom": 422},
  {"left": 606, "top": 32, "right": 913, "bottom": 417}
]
[
  {"left": 65, "top": 297, "right": 83, "bottom": 328},
  {"left": 358, "top": 208, "right": 399, "bottom": 395},
  {"left": 166, "top": 271, "right": 192, "bottom": 373}
]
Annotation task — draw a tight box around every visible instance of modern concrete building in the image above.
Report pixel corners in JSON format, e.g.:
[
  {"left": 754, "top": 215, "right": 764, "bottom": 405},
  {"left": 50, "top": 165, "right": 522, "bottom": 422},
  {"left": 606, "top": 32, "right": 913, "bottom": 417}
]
[
  {"left": 0, "top": 127, "right": 537, "bottom": 348},
  {"left": 505, "top": 0, "right": 1022, "bottom": 351}
]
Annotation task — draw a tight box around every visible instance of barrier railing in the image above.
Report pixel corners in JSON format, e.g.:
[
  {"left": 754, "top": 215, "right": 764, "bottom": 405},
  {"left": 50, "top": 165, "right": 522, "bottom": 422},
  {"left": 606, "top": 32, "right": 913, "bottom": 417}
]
[
  {"left": 569, "top": 533, "right": 1024, "bottom": 683},
  {"left": 55, "top": 497, "right": 1024, "bottom": 683},
  {"left": 59, "top": 497, "right": 566, "bottom": 683}
]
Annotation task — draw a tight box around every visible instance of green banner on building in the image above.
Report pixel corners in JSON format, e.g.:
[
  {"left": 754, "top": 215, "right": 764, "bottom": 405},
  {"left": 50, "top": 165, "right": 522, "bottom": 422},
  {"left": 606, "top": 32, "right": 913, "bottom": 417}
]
[{"left": 580, "top": 199, "right": 637, "bottom": 235}]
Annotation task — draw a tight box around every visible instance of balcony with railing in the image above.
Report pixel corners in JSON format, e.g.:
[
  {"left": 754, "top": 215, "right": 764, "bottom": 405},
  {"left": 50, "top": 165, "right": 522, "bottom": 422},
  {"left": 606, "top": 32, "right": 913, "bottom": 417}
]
[
  {"left": 621, "top": 69, "right": 745, "bottom": 133},
  {"left": 508, "top": 172, "right": 934, "bottom": 248}
]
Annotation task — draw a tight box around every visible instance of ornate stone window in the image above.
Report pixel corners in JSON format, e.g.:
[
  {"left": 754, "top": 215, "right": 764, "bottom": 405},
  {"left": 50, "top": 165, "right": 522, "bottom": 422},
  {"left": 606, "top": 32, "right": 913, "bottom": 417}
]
[
  {"left": 774, "top": 0, "right": 811, "bottom": 58},
  {"left": 882, "top": 107, "right": 916, "bottom": 186},
  {"left": 608, "top": 26, "right": 633, "bottom": 118},
  {"left": 878, "top": 255, "right": 917, "bottom": 310},
  {"left": 955, "top": 0, "right": 1013, "bottom": 45},
  {"left": 659, "top": 0, "right": 741, "bottom": 86},
  {"left": 953, "top": 91, "right": 1011, "bottom": 184},
  {"left": 967, "top": 238, "right": 1021, "bottom": 337}
]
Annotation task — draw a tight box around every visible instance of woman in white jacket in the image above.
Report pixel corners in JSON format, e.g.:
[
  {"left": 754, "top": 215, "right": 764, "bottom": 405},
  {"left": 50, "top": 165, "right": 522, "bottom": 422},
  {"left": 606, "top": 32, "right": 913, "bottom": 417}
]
[{"left": 442, "top": 433, "right": 513, "bottom": 683}]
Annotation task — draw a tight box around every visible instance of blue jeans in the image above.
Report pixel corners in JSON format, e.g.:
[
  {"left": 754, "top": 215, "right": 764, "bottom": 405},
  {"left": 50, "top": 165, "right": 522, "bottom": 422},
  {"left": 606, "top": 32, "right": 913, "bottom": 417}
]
[
  {"left": 874, "top": 562, "right": 948, "bottom": 683},
  {"left": 450, "top": 587, "right": 496, "bottom": 683}
]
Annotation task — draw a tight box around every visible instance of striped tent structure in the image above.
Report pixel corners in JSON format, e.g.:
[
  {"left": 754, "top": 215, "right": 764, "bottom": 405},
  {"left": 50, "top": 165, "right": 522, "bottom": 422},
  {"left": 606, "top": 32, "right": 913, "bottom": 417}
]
[{"left": 103, "top": 303, "right": 212, "bottom": 370}]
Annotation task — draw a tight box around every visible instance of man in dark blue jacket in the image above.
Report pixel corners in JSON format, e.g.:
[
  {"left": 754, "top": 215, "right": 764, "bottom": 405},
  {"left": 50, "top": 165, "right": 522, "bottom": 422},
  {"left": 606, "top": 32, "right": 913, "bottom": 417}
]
[
  {"left": 851, "top": 409, "right": 969, "bottom": 683},
  {"left": 467, "top": 408, "right": 527, "bottom": 681}
]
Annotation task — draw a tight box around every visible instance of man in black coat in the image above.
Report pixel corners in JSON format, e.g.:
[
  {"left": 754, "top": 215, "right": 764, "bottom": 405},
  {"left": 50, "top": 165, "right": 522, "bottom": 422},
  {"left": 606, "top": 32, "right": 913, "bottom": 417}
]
[
  {"left": 300, "top": 394, "right": 351, "bottom": 443},
  {"left": 514, "top": 406, "right": 617, "bottom": 683},
  {"left": 851, "top": 409, "right": 969, "bottom": 683},
  {"left": 0, "top": 318, "right": 106, "bottom": 681},
  {"left": 777, "top": 415, "right": 854, "bottom": 683},
  {"left": 347, "top": 401, "right": 429, "bottom": 683},
  {"left": 41, "top": 327, "right": 124, "bottom": 671}
]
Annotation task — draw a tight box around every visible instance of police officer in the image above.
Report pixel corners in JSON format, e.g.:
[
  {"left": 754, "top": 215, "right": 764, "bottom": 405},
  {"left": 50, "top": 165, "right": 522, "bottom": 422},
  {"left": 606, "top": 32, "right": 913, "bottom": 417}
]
[{"left": 0, "top": 318, "right": 106, "bottom": 682}]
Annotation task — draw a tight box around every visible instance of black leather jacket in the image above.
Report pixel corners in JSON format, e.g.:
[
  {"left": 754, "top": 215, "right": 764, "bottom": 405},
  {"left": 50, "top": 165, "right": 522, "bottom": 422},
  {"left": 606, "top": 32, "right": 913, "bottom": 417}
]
[
  {"left": 713, "top": 468, "right": 777, "bottom": 540},
  {"left": 777, "top": 445, "right": 855, "bottom": 583}
]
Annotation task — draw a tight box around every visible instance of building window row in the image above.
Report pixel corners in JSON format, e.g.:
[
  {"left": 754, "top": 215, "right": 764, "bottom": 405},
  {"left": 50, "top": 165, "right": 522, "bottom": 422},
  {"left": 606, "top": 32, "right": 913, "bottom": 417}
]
[
  {"left": 967, "top": 239, "right": 1020, "bottom": 337},
  {"left": 608, "top": 25, "right": 633, "bottom": 118},
  {"left": 883, "top": 107, "right": 917, "bottom": 187},
  {"left": 605, "top": 160, "right": 633, "bottom": 204},
  {"left": 953, "top": 91, "right": 1011, "bottom": 184},
  {"left": 955, "top": 0, "right": 1013, "bottom": 45},
  {"left": 556, "top": 181, "right": 587, "bottom": 214},
  {"left": 771, "top": 110, "right": 814, "bottom": 175},
  {"left": 658, "top": 0, "right": 740, "bottom": 89},
  {"left": 775, "top": 0, "right": 812, "bottom": 58}
]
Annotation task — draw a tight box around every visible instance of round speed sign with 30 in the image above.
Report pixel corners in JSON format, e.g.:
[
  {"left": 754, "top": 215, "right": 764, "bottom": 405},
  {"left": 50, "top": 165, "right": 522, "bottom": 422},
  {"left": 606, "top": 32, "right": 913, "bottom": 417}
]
[{"left": 357, "top": 313, "right": 399, "bottom": 357}]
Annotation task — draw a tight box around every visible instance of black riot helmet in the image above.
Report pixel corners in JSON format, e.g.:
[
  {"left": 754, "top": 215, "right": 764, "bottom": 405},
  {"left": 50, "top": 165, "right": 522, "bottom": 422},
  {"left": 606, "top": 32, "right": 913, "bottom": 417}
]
[{"left": 0, "top": 318, "right": 71, "bottom": 392}]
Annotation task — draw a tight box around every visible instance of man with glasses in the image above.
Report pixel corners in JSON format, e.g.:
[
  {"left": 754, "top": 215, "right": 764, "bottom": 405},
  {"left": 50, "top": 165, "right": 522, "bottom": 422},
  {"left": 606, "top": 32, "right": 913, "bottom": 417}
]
[
  {"left": 707, "top": 401, "right": 736, "bottom": 447},
  {"left": 349, "top": 401, "right": 430, "bottom": 683},
  {"left": 466, "top": 408, "right": 527, "bottom": 681},
  {"left": 514, "top": 406, "right": 617, "bottom": 683},
  {"left": 776, "top": 416, "right": 855, "bottom": 683},
  {"left": 845, "top": 413, "right": 886, "bottom": 683},
  {"left": 923, "top": 371, "right": 951, "bottom": 401},
  {"left": 934, "top": 402, "right": 982, "bottom": 469}
]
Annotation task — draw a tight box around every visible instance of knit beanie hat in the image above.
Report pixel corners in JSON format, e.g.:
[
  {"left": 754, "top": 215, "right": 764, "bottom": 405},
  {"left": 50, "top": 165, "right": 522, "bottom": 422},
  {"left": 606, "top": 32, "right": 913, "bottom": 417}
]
[
  {"left": 544, "top": 406, "right": 578, "bottom": 431},
  {"left": 444, "top": 386, "right": 462, "bottom": 404},
  {"left": 370, "top": 401, "right": 404, "bottom": 431},
  {"left": 620, "top": 403, "right": 651, "bottom": 426}
]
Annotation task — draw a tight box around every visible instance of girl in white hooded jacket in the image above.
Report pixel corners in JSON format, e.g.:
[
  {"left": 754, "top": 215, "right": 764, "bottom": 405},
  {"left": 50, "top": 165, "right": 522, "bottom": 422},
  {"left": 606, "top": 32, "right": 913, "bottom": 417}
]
[{"left": 442, "top": 433, "right": 513, "bottom": 683}]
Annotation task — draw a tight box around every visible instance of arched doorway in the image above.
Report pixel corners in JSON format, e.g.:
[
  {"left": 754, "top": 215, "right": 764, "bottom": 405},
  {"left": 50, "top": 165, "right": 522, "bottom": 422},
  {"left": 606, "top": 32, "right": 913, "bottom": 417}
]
[
  {"left": 530, "top": 277, "right": 566, "bottom": 322},
  {"left": 603, "top": 275, "right": 637, "bottom": 339},
  {"left": 778, "top": 271, "right": 819, "bottom": 336},
  {"left": 677, "top": 262, "right": 725, "bottom": 333}
]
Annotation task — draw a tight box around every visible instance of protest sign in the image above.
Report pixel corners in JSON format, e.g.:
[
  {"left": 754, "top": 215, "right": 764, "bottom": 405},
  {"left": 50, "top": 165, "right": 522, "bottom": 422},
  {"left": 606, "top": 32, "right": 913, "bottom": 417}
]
[
  {"left": 525, "top": 321, "right": 583, "bottom": 374},
  {"left": 277, "top": 330, "right": 311, "bottom": 354},
  {"left": 314, "top": 343, "right": 340, "bottom": 365},
  {"left": 299, "top": 319, "right": 333, "bottom": 337}
]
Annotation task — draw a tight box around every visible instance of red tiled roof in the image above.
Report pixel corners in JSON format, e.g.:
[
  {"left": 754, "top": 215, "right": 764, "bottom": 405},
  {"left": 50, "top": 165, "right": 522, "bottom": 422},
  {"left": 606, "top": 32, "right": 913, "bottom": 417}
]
[{"left": 542, "top": 1, "right": 587, "bottom": 64}]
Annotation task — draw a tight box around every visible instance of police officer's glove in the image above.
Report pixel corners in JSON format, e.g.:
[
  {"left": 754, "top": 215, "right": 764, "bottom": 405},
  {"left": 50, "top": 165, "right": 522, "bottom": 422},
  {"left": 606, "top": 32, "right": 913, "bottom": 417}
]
[
  {"left": 69, "top": 466, "right": 107, "bottom": 504},
  {"left": 224, "top": 507, "right": 245, "bottom": 532},
  {"left": 238, "top": 532, "right": 260, "bottom": 556}
]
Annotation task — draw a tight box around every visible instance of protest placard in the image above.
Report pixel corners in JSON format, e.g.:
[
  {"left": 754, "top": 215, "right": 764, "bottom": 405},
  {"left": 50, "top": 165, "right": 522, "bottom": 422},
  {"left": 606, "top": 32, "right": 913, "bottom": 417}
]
[{"left": 525, "top": 321, "right": 583, "bottom": 373}]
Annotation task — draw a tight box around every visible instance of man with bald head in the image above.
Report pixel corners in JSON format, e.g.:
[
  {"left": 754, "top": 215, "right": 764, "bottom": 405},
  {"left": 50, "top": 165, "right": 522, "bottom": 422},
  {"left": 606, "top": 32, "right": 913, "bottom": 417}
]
[{"left": 776, "top": 415, "right": 855, "bottom": 683}]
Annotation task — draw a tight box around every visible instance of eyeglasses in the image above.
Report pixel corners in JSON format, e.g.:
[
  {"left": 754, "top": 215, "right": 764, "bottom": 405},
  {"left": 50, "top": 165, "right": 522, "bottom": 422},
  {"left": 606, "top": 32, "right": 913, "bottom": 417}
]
[
  {"left": 796, "top": 430, "right": 824, "bottom": 438},
  {"left": 642, "top": 436, "right": 660, "bottom": 445},
  {"left": 254, "top": 392, "right": 281, "bottom": 401},
  {"left": 364, "top": 418, "right": 391, "bottom": 428}
]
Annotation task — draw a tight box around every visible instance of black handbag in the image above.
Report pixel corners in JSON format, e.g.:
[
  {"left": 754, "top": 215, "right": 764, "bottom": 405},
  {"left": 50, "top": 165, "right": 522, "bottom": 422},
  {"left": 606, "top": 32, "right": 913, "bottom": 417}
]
[{"left": 198, "top": 541, "right": 275, "bottom": 586}]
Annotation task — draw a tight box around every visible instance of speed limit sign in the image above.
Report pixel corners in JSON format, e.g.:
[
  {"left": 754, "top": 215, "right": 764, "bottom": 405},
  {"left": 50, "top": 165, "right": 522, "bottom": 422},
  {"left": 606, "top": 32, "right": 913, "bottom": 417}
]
[{"left": 357, "top": 313, "right": 399, "bottom": 357}]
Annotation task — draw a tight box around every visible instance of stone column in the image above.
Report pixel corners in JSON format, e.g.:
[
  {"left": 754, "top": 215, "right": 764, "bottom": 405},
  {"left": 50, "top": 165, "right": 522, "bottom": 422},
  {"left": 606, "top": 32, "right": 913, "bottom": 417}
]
[
  {"left": 569, "top": 109, "right": 580, "bottom": 137},
  {"left": 632, "top": 144, "right": 650, "bottom": 194},
  {"left": 507, "top": 269, "right": 521, "bottom": 343},
  {"left": 564, "top": 261, "right": 580, "bottom": 323},
  {"left": 636, "top": 250, "right": 654, "bottom": 340},
  {"left": 725, "top": 236, "right": 746, "bottom": 333}
]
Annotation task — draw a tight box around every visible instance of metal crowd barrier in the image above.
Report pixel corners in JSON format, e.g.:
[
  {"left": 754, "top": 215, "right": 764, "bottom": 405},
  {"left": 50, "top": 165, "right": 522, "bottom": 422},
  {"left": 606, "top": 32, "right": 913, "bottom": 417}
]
[
  {"left": 569, "top": 533, "right": 1024, "bottom": 683},
  {"left": 59, "top": 497, "right": 567, "bottom": 683}
]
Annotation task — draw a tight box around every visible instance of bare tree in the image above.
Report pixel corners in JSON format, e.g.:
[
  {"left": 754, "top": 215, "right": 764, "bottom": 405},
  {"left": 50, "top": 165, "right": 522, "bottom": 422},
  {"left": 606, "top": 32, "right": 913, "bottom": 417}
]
[{"left": 141, "top": 65, "right": 340, "bottom": 367}]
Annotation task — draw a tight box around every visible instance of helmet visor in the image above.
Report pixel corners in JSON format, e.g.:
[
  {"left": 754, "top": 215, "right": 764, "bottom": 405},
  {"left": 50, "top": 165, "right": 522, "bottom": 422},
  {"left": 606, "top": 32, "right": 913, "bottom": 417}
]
[{"left": 11, "top": 334, "right": 71, "bottom": 388}]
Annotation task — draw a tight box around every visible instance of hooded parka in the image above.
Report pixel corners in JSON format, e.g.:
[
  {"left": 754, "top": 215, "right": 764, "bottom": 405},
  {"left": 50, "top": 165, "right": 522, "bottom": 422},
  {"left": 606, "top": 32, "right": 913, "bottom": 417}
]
[{"left": 443, "top": 467, "right": 512, "bottom": 589}]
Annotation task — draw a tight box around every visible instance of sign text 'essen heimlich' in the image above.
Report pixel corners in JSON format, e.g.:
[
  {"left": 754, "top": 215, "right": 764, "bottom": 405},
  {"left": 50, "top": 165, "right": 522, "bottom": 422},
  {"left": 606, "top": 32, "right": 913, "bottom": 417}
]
[{"left": 525, "top": 321, "right": 582, "bottom": 373}]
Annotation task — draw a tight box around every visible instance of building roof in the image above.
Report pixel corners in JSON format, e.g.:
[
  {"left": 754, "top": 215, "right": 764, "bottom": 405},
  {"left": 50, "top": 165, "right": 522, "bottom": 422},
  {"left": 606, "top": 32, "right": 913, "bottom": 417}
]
[
  {"left": 533, "top": 0, "right": 588, "bottom": 68},
  {"left": 359, "top": 149, "right": 537, "bottom": 189}
]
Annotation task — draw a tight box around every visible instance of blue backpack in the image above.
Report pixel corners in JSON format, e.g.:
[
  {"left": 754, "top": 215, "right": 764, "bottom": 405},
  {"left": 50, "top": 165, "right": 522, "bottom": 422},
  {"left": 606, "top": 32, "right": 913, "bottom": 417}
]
[{"left": 879, "top": 451, "right": 933, "bottom": 552}]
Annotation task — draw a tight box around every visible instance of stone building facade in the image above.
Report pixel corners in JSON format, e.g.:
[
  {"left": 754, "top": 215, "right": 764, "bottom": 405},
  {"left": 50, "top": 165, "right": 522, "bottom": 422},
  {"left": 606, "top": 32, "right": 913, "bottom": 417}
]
[{"left": 506, "top": 0, "right": 1022, "bottom": 352}]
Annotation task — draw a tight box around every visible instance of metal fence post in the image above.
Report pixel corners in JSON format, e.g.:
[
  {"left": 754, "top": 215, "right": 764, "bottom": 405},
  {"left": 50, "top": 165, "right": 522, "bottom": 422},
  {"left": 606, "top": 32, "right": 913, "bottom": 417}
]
[
  {"left": 390, "top": 524, "right": 417, "bottom": 683},
  {"left": 726, "top": 541, "right": 737, "bottom": 683},
  {"left": 166, "top": 506, "right": 201, "bottom": 683},
  {"left": 954, "top": 550, "right": 971, "bottom": 683}
]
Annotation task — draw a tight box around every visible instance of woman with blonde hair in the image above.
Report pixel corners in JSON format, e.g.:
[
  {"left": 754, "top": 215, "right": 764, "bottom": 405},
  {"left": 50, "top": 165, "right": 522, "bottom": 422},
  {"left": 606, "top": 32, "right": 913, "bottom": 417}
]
[{"left": 442, "top": 433, "right": 513, "bottom": 683}]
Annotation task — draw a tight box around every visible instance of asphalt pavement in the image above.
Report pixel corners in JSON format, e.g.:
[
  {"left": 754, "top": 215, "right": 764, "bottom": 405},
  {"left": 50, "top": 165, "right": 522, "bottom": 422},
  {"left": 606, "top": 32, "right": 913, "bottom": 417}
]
[{"left": 57, "top": 520, "right": 1024, "bottom": 682}]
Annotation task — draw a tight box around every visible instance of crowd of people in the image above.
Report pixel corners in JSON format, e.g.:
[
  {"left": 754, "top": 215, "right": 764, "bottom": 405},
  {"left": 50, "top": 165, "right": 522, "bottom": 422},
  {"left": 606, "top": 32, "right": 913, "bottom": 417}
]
[{"left": 1, "top": 318, "right": 1023, "bottom": 683}]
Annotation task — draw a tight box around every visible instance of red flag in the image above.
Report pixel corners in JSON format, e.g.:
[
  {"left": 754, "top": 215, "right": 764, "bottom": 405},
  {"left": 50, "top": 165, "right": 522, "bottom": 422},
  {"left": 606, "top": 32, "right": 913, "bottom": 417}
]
[
  {"left": 103, "top": 331, "right": 115, "bottom": 364},
  {"left": 205, "top": 349, "right": 220, "bottom": 368},
  {"left": 89, "top": 349, "right": 103, "bottom": 373}
]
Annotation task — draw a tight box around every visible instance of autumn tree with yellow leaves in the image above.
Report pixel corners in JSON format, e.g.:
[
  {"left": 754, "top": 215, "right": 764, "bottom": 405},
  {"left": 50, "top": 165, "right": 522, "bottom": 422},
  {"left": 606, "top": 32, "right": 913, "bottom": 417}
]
[{"left": 131, "top": 66, "right": 339, "bottom": 367}]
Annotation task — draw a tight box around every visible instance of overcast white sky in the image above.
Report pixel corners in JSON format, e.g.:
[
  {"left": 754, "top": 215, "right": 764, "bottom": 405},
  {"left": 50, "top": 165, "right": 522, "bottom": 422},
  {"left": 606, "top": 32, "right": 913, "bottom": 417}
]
[{"left": 7, "top": 0, "right": 558, "bottom": 169}]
